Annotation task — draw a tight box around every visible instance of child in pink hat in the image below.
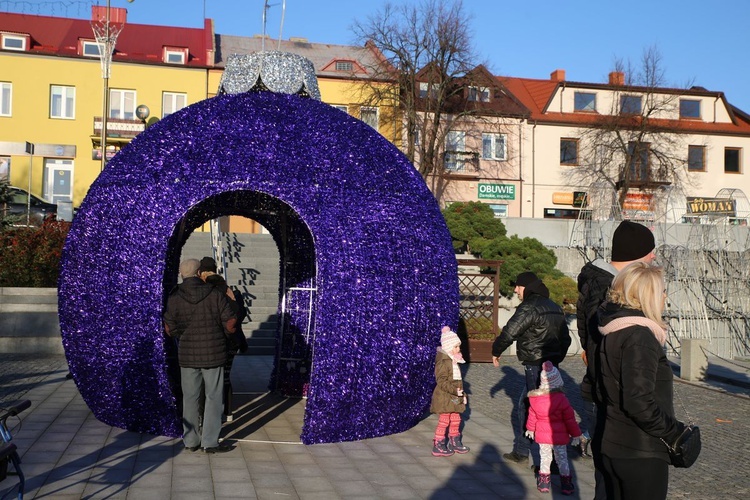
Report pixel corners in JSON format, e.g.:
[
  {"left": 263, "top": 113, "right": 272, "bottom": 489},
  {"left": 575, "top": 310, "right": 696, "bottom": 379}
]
[
  {"left": 429, "top": 326, "right": 469, "bottom": 457},
  {"left": 526, "top": 361, "right": 582, "bottom": 495}
]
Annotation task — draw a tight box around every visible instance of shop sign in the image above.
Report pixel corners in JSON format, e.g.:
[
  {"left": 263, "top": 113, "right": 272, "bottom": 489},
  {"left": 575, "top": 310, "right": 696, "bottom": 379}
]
[
  {"left": 478, "top": 183, "right": 515, "bottom": 200},
  {"left": 687, "top": 197, "right": 736, "bottom": 216},
  {"left": 572, "top": 191, "right": 587, "bottom": 208},
  {"left": 623, "top": 192, "right": 652, "bottom": 211}
]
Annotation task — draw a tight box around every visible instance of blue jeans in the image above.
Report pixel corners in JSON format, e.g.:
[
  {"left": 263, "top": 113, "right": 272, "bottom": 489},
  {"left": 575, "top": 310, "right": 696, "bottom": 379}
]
[
  {"left": 513, "top": 364, "right": 542, "bottom": 456},
  {"left": 181, "top": 366, "right": 224, "bottom": 449}
]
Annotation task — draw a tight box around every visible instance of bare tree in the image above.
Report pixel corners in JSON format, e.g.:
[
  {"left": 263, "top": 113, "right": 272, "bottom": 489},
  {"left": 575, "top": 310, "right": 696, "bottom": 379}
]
[
  {"left": 351, "top": 0, "right": 490, "bottom": 189},
  {"left": 568, "top": 46, "right": 697, "bottom": 212}
]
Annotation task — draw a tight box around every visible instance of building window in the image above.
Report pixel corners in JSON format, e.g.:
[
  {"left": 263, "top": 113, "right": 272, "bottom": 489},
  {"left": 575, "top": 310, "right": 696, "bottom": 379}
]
[
  {"left": 482, "top": 133, "right": 507, "bottom": 160},
  {"left": 560, "top": 138, "right": 579, "bottom": 165},
  {"left": 680, "top": 99, "right": 701, "bottom": 119},
  {"left": 164, "top": 48, "right": 186, "bottom": 65},
  {"left": 335, "top": 61, "right": 353, "bottom": 72},
  {"left": 162, "top": 92, "right": 187, "bottom": 117},
  {"left": 488, "top": 204, "right": 508, "bottom": 218},
  {"left": 725, "top": 147, "right": 741, "bottom": 173},
  {"left": 50, "top": 85, "right": 75, "bottom": 119},
  {"left": 628, "top": 141, "right": 650, "bottom": 180},
  {"left": 445, "top": 130, "right": 466, "bottom": 171},
  {"left": 419, "top": 82, "right": 437, "bottom": 99},
  {"left": 468, "top": 86, "right": 490, "bottom": 102},
  {"left": 82, "top": 40, "right": 103, "bottom": 57},
  {"left": 544, "top": 208, "right": 582, "bottom": 219},
  {"left": 620, "top": 95, "right": 642, "bottom": 115},
  {"left": 332, "top": 105, "right": 348, "bottom": 114},
  {"left": 109, "top": 89, "right": 136, "bottom": 119},
  {"left": 0, "top": 82, "right": 10, "bottom": 117},
  {"left": 688, "top": 145, "right": 705, "bottom": 172},
  {"left": 574, "top": 92, "right": 596, "bottom": 112},
  {"left": 360, "top": 107, "right": 378, "bottom": 129},
  {"left": 2, "top": 34, "right": 26, "bottom": 50}
]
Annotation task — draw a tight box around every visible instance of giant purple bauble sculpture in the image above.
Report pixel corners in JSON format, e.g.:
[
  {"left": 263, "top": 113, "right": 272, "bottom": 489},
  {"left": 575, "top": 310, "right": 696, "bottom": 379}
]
[{"left": 58, "top": 73, "right": 458, "bottom": 444}]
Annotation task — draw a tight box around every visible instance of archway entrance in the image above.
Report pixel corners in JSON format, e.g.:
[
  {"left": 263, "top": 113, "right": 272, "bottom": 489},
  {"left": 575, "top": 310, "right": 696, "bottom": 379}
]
[{"left": 173, "top": 191, "right": 316, "bottom": 399}]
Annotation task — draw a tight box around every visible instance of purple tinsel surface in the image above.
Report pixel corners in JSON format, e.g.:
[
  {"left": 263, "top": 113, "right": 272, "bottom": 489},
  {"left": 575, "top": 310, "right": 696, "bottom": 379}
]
[{"left": 58, "top": 91, "right": 458, "bottom": 443}]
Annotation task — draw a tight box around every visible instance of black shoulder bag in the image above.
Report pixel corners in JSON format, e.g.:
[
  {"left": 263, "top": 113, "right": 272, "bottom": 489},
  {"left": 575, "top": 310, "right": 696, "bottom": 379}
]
[{"left": 661, "top": 423, "right": 701, "bottom": 468}]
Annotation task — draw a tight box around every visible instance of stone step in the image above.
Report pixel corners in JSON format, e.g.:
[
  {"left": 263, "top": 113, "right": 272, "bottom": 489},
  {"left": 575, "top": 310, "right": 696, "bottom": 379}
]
[
  {"left": 0, "top": 288, "right": 58, "bottom": 304},
  {"left": 245, "top": 305, "right": 278, "bottom": 315}
]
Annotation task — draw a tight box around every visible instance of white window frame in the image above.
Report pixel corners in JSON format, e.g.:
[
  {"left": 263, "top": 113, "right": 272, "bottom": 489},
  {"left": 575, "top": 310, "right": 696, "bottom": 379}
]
[
  {"left": 109, "top": 89, "right": 136, "bottom": 119},
  {"left": 488, "top": 203, "right": 508, "bottom": 218},
  {"left": 445, "top": 130, "right": 466, "bottom": 171},
  {"left": 620, "top": 94, "right": 642, "bottom": 115},
  {"left": 468, "top": 86, "right": 490, "bottom": 102},
  {"left": 333, "top": 105, "right": 348, "bottom": 114},
  {"left": 162, "top": 91, "right": 187, "bottom": 117},
  {"left": 82, "top": 40, "right": 103, "bottom": 57},
  {"left": 574, "top": 91, "right": 596, "bottom": 112},
  {"left": 0, "top": 82, "right": 11, "bottom": 117},
  {"left": 360, "top": 107, "right": 378, "bottom": 130},
  {"left": 335, "top": 61, "right": 353, "bottom": 72},
  {"left": 680, "top": 99, "right": 701, "bottom": 119},
  {"left": 419, "top": 82, "right": 439, "bottom": 99},
  {"left": 482, "top": 133, "right": 507, "bottom": 160},
  {"left": 50, "top": 85, "right": 76, "bottom": 119},
  {"left": 2, "top": 34, "right": 26, "bottom": 51},
  {"left": 164, "top": 48, "right": 186, "bottom": 65}
]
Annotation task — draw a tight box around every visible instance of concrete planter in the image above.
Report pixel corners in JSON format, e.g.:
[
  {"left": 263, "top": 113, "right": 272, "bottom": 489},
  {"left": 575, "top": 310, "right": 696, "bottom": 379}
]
[{"left": 0, "top": 287, "right": 62, "bottom": 354}]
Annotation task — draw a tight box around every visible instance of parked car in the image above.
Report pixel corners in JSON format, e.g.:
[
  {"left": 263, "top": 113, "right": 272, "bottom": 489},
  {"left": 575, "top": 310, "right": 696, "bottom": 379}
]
[{"left": 1, "top": 187, "right": 57, "bottom": 225}]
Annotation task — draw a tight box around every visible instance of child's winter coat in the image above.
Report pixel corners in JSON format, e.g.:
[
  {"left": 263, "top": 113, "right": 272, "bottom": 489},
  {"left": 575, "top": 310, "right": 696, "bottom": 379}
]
[{"left": 526, "top": 386, "right": 581, "bottom": 445}]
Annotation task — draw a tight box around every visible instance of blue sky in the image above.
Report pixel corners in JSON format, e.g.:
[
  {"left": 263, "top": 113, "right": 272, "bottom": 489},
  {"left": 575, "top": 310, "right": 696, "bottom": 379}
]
[{"left": 9, "top": 0, "right": 750, "bottom": 112}]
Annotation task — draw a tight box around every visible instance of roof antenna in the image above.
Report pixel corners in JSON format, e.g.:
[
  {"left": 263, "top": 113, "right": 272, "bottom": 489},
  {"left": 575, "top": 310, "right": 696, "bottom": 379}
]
[
  {"left": 262, "top": 0, "right": 269, "bottom": 52},
  {"left": 277, "top": 0, "right": 286, "bottom": 51},
  {"left": 261, "top": 0, "right": 286, "bottom": 52}
]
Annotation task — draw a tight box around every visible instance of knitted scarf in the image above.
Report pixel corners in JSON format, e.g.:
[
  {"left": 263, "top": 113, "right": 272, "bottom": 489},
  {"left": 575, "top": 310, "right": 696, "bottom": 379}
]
[{"left": 599, "top": 315, "right": 667, "bottom": 346}]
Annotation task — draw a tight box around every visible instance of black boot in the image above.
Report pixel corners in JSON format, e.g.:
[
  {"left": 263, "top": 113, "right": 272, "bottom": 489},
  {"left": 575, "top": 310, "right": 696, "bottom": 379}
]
[
  {"left": 449, "top": 435, "right": 470, "bottom": 454},
  {"left": 432, "top": 438, "right": 454, "bottom": 457}
]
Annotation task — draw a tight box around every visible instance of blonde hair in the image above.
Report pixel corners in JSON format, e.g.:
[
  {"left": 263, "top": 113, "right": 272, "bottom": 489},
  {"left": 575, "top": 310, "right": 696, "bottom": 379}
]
[{"left": 607, "top": 262, "right": 667, "bottom": 328}]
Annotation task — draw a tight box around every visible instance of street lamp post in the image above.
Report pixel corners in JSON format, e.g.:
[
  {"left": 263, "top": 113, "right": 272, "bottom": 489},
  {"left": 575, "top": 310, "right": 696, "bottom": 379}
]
[
  {"left": 135, "top": 104, "right": 150, "bottom": 128},
  {"left": 92, "top": 0, "right": 134, "bottom": 172},
  {"left": 99, "top": 0, "right": 111, "bottom": 173}
]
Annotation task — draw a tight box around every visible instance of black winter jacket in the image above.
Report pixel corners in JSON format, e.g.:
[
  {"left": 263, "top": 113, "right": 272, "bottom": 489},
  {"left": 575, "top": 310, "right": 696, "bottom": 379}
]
[
  {"left": 163, "top": 277, "right": 237, "bottom": 368},
  {"left": 597, "top": 303, "right": 684, "bottom": 462},
  {"left": 576, "top": 259, "right": 616, "bottom": 400},
  {"left": 492, "top": 281, "right": 570, "bottom": 365}
]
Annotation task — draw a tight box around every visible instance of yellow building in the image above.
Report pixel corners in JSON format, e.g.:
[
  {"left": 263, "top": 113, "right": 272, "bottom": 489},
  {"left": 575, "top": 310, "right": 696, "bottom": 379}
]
[
  {"left": 0, "top": 8, "right": 214, "bottom": 210},
  {"left": 0, "top": 10, "right": 399, "bottom": 228}
]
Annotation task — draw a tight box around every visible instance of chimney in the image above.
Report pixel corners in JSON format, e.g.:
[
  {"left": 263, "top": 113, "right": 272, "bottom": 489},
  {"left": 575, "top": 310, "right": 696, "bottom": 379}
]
[
  {"left": 609, "top": 71, "right": 625, "bottom": 86},
  {"left": 550, "top": 69, "right": 566, "bottom": 82}
]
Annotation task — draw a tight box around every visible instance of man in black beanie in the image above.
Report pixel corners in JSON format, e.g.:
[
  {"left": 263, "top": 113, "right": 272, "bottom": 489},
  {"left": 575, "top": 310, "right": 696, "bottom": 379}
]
[{"left": 575, "top": 220, "right": 656, "bottom": 498}]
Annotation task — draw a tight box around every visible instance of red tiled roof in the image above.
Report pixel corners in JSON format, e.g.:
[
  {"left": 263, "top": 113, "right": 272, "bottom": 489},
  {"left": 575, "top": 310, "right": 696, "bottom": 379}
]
[
  {"left": 0, "top": 11, "right": 213, "bottom": 67},
  {"left": 498, "top": 75, "right": 750, "bottom": 136}
]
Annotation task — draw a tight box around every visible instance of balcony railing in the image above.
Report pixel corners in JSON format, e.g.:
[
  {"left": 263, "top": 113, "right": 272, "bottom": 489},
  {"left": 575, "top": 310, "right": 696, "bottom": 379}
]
[
  {"left": 443, "top": 150, "right": 480, "bottom": 174},
  {"left": 93, "top": 117, "right": 145, "bottom": 139}
]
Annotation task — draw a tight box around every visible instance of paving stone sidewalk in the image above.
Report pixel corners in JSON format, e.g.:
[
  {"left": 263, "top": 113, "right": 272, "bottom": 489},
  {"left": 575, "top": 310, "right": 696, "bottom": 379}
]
[{"left": 0, "top": 353, "right": 747, "bottom": 499}]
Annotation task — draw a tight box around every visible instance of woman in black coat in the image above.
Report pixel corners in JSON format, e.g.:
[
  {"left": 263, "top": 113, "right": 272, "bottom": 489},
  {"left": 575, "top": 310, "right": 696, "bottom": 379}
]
[{"left": 596, "top": 262, "right": 685, "bottom": 500}]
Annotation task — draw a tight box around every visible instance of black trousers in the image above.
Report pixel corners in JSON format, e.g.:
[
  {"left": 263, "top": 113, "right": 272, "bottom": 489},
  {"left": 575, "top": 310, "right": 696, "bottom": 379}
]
[{"left": 600, "top": 454, "right": 669, "bottom": 500}]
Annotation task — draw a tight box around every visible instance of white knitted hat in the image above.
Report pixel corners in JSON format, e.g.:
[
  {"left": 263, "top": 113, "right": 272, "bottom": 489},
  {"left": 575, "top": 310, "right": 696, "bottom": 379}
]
[
  {"left": 539, "top": 361, "right": 563, "bottom": 389},
  {"left": 440, "top": 327, "right": 461, "bottom": 352}
]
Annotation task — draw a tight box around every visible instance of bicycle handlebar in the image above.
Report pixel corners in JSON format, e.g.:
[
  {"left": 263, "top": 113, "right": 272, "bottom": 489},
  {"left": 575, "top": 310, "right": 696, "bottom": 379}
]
[{"left": 0, "top": 400, "right": 31, "bottom": 425}]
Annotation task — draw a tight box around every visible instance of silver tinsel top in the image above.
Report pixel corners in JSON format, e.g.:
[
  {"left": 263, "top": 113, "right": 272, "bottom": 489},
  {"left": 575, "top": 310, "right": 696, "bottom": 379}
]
[{"left": 219, "top": 51, "right": 321, "bottom": 100}]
